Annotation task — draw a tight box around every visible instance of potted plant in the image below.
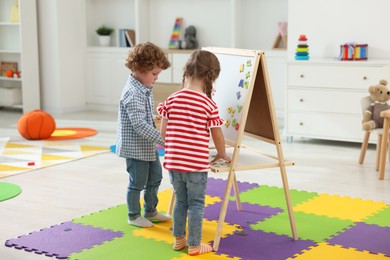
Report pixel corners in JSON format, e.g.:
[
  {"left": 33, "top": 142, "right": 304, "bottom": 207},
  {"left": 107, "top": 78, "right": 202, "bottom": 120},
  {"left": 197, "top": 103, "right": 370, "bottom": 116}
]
[{"left": 96, "top": 25, "right": 114, "bottom": 46}]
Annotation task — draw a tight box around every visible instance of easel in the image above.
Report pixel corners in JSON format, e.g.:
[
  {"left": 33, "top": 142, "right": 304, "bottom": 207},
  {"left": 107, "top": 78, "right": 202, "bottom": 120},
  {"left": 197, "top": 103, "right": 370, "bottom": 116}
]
[{"left": 167, "top": 47, "right": 297, "bottom": 251}]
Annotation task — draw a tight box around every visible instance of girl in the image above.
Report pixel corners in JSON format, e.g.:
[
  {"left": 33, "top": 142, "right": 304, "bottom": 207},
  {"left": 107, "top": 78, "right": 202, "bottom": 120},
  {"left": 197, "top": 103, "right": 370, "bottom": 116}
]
[{"left": 157, "top": 50, "right": 230, "bottom": 255}]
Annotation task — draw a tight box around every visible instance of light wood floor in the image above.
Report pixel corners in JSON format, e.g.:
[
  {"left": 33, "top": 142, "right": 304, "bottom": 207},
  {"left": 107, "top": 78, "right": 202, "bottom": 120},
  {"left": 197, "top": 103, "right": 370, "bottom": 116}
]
[{"left": 0, "top": 108, "right": 389, "bottom": 260}]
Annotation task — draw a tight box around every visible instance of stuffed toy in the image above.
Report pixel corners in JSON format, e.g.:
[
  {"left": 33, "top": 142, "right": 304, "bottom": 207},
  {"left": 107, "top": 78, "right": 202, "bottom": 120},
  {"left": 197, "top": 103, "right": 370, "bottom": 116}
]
[
  {"left": 179, "top": 25, "right": 198, "bottom": 49},
  {"left": 362, "top": 79, "right": 390, "bottom": 130}
]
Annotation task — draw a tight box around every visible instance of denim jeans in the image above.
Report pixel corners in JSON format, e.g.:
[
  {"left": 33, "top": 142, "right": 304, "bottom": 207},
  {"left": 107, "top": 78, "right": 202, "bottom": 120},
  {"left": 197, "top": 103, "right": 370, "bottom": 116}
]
[
  {"left": 169, "top": 170, "right": 208, "bottom": 247},
  {"left": 126, "top": 152, "right": 162, "bottom": 220}
]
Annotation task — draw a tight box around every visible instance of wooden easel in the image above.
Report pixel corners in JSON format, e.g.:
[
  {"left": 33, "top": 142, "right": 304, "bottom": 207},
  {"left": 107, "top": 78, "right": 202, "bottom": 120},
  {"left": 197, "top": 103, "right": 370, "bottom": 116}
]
[{"left": 168, "top": 47, "right": 297, "bottom": 251}]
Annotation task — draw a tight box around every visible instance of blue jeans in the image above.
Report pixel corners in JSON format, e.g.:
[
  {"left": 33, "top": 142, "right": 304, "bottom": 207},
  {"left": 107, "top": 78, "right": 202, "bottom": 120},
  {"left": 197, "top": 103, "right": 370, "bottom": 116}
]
[
  {"left": 126, "top": 152, "right": 162, "bottom": 220},
  {"left": 169, "top": 170, "right": 208, "bottom": 247}
]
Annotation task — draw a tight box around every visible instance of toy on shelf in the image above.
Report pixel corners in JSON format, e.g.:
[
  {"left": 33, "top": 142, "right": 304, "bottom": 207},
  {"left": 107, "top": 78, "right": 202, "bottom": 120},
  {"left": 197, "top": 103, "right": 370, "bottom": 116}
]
[
  {"left": 179, "top": 25, "right": 198, "bottom": 49},
  {"left": 168, "top": 17, "right": 183, "bottom": 49},
  {"left": 295, "top": 34, "right": 309, "bottom": 60},
  {"left": 339, "top": 43, "right": 368, "bottom": 60},
  {"left": 362, "top": 80, "right": 390, "bottom": 131},
  {"left": 272, "top": 22, "right": 287, "bottom": 49}
]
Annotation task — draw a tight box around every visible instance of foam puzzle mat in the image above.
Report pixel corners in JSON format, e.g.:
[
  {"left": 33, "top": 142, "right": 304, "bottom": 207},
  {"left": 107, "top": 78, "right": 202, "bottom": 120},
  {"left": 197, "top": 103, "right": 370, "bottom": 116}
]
[
  {"left": 4, "top": 177, "right": 390, "bottom": 259},
  {"left": 0, "top": 137, "right": 109, "bottom": 179}
]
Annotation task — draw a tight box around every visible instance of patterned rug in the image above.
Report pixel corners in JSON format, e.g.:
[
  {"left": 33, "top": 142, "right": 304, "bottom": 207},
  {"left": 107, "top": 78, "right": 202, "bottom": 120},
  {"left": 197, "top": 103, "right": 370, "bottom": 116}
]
[
  {"left": 4, "top": 177, "right": 390, "bottom": 259},
  {"left": 0, "top": 137, "right": 109, "bottom": 179}
]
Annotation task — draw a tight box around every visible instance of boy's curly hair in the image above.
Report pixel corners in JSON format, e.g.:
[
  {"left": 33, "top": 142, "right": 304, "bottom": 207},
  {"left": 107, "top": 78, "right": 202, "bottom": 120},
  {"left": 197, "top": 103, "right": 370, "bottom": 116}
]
[{"left": 125, "top": 42, "right": 170, "bottom": 72}]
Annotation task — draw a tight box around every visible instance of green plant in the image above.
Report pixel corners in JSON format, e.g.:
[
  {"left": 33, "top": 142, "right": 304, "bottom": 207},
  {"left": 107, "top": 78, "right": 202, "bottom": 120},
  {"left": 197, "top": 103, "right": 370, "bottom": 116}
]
[{"left": 96, "top": 25, "right": 114, "bottom": 36}]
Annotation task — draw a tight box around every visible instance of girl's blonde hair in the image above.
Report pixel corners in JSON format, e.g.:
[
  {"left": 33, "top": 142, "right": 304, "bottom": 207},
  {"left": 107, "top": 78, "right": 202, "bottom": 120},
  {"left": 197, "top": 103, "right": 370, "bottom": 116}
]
[
  {"left": 125, "top": 42, "right": 170, "bottom": 73},
  {"left": 182, "top": 50, "right": 220, "bottom": 98}
]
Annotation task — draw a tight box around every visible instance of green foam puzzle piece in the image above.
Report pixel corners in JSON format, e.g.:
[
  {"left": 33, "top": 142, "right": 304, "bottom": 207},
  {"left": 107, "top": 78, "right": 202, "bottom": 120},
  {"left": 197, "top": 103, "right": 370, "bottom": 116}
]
[
  {"left": 364, "top": 206, "right": 390, "bottom": 227},
  {"left": 72, "top": 204, "right": 138, "bottom": 233},
  {"left": 234, "top": 185, "right": 318, "bottom": 210},
  {"left": 251, "top": 211, "right": 354, "bottom": 242},
  {"left": 68, "top": 233, "right": 184, "bottom": 260}
]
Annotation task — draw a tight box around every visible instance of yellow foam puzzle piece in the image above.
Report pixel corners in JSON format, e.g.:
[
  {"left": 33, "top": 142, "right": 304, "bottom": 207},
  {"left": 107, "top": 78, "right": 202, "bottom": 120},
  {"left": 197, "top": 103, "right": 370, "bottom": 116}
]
[
  {"left": 289, "top": 242, "right": 388, "bottom": 259},
  {"left": 294, "top": 194, "right": 387, "bottom": 222}
]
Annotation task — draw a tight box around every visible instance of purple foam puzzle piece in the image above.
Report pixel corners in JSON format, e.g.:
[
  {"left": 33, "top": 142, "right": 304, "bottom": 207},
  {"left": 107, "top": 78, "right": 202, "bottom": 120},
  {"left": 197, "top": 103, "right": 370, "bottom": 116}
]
[
  {"left": 204, "top": 200, "right": 283, "bottom": 228},
  {"left": 327, "top": 222, "right": 390, "bottom": 255},
  {"left": 206, "top": 177, "right": 258, "bottom": 198},
  {"left": 5, "top": 221, "right": 122, "bottom": 259},
  {"left": 217, "top": 228, "right": 316, "bottom": 260}
]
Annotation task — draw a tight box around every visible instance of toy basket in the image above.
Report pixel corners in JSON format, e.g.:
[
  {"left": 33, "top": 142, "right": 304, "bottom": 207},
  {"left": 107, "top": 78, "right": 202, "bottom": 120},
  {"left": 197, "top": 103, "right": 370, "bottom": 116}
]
[{"left": 339, "top": 43, "right": 368, "bottom": 60}]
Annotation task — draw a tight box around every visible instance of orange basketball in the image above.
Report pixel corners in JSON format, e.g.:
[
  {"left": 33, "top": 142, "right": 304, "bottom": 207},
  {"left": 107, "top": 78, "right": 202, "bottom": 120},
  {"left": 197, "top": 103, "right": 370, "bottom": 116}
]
[{"left": 17, "top": 110, "right": 56, "bottom": 140}]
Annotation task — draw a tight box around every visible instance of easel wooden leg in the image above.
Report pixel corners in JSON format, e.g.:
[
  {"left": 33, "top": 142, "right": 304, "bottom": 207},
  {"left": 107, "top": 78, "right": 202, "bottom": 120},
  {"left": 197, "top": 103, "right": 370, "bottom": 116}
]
[
  {"left": 275, "top": 141, "right": 298, "bottom": 240},
  {"left": 280, "top": 164, "right": 298, "bottom": 240},
  {"left": 232, "top": 174, "right": 242, "bottom": 211},
  {"left": 168, "top": 189, "right": 175, "bottom": 215},
  {"left": 213, "top": 170, "right": 238, "bottom": 251}
]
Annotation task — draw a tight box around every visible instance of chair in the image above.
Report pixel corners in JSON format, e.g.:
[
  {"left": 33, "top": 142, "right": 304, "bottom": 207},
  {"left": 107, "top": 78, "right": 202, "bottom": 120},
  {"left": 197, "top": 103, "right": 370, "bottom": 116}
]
[
  {"left": 378, "top": 109, "right": 390, "bottom": 179},
  {"left": 358, "top": 96, "right": 386, "bottom": 170}
]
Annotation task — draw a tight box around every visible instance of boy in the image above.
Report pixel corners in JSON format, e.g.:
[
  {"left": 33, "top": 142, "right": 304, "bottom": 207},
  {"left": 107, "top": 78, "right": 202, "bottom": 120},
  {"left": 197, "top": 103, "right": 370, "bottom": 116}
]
[{"left": 116, "top": 42, "right": 171, "bottom": 228}]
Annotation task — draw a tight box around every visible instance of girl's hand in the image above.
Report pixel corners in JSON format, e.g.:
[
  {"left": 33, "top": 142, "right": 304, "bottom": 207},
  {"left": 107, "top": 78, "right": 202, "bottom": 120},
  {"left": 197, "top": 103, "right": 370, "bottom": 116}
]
[{"left": 211, "top": 153, "right": 231, "bottom": 164}]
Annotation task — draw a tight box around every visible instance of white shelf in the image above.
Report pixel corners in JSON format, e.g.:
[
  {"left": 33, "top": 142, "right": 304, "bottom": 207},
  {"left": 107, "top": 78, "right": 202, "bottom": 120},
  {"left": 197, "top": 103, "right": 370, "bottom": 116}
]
[
  {"left": 0, "top": 0, "right": 40, "bottom": 112},
  {"left": 0, "top": 76, "right": 22, "bottom": 82},
  {"left": 0, "top": 49, "right": 21, "bottom": 54},
  {"left": 0, "top": 22, "right": 19, "bottom": 26}
]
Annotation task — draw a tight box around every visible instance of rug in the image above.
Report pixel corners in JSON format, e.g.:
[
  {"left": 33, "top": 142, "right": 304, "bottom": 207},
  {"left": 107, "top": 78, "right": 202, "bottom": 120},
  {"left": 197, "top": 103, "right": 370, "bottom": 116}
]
[
  {"left": 4, "top": 177, "right": 390, "bottom": 259},
  {"left": 0, "top": 182, "right": 22, "bottom": 201},
  {"left": 46, "top": 128, "right": 97, "bottom": 141},
  {"left": 0, "top": 137, "right": 109, "bottom": 179}
]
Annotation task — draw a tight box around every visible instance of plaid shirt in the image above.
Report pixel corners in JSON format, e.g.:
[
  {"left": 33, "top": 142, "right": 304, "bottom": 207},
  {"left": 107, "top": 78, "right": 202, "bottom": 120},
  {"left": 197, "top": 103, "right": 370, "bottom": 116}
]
[{"left": 116, "top": 75, "right": 164, "bottom": 161}]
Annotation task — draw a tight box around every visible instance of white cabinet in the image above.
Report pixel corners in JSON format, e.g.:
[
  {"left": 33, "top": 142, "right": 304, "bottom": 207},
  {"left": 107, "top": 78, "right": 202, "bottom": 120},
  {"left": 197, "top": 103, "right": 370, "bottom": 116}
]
[
  {"left": 85, "top": 48, "right": 192, "bottom": 110},
  {"left": 86, "top": 48, "right": 129, "bottom": 107},
  {"left": 285, "top": 59, "right": 390, "bottom": 143},
  {"left": 0, "top": 0, "right": 40, "bottom": 112}
]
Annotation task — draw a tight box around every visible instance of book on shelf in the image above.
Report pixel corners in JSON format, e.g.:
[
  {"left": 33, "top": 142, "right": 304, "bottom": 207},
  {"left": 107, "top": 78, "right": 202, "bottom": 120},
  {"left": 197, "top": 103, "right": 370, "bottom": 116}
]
[{"left": 118, "top": 29, "right": 136, "bottom": 47}]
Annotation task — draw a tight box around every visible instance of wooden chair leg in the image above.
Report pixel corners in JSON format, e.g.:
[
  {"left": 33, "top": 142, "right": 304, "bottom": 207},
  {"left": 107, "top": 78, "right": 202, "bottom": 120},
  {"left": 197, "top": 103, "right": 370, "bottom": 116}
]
[
  {"left": 376, "top": 134, "right": 382, "bottom": 171},
  {"left": 359, "top": 131, "right": 370, "bottom": 164},
  {"left": 387, "top": 132, "right": 390, "bottom": 178},
  {"left": 378, "top": 118, "right": 390, "bottom": 180}
]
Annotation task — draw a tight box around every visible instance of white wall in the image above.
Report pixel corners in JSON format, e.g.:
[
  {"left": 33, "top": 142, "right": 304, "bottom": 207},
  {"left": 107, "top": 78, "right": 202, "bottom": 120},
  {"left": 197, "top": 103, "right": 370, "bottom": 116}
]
[
  {"left": 240, "top": 0, "right": 288, "bottom": 50},
  {"left": 37, "top": 0, "right": 86, "bottom": 114},
  {"left": 288, "top": 0, "right": 390, "bottom": 60}
]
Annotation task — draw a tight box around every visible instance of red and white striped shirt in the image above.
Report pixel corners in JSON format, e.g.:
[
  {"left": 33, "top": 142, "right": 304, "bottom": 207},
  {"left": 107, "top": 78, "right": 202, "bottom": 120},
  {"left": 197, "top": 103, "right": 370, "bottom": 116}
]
[{"left": 157, "top": 89, "right": 223, "bottom": 172}]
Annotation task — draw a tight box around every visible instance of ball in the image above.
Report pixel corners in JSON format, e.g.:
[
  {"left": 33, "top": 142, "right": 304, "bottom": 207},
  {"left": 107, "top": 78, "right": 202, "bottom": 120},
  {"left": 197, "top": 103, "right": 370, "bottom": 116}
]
[{"left": 17, "top": 110, "right": 56, "bottom": 140}]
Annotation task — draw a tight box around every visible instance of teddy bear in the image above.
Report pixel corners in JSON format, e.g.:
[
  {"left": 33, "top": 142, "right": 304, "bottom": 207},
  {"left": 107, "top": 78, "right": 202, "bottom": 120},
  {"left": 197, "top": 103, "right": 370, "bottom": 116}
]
[
  {"left": 362, "top": 79, "right": 390, "bottom": 131},
  {"left": 179, "top": 25, "right": 198, "bottom": 49}
]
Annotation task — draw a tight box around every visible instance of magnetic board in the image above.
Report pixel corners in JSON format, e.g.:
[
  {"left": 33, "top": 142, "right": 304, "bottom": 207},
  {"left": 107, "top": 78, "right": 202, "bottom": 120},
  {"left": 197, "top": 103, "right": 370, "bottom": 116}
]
[{"left": 204, "top": 47, "right": 276, "bottom": 147}]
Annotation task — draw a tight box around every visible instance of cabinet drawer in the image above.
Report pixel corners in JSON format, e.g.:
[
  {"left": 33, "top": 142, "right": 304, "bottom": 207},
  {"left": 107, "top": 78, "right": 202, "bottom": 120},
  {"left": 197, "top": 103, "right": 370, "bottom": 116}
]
[
  {"left": 286, "top": 112, "right": 364, "bottom": 142},
  {"left": 287, "top": 89, "right": 363, "bottom": 114},
  {"left": 288, "top": 64, "right": 388, "bottom": 90}
]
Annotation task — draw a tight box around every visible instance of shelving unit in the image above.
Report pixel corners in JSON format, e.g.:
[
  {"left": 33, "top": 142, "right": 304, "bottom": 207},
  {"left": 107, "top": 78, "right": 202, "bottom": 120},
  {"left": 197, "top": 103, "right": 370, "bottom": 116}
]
[
  {"left": 0, "top": 0, "right": 40, "bottom": 113},
  {"left": 83, "top": 0, "right": 288, "bottom": 119},
  {"left": 84, "top": 0, "right": 288, "bottom": 50}
]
